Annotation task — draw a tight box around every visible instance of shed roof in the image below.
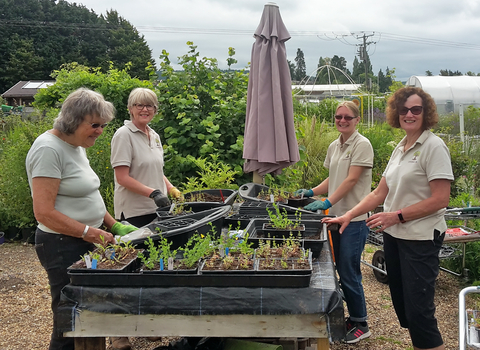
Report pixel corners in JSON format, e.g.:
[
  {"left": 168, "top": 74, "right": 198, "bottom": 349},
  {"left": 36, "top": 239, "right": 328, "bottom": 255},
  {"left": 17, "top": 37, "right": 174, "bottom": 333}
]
[{"left": 2, "top": 80, "right": 55, "bottom": 98}]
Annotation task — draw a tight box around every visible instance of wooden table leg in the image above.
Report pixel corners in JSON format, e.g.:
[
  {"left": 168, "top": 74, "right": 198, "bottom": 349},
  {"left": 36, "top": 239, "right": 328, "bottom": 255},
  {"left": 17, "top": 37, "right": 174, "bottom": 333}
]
[
  {"left": 316, "top": 337, "right": 329, "bottom": 350},
  {"left": 74, "top": 337, "right": 106, "bottom": 350}
]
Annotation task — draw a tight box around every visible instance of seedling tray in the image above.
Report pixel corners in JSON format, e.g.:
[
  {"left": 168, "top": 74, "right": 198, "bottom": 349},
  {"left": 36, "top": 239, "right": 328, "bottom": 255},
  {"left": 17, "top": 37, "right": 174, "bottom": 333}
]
[
  {"left": 67, "top": 271, "right": 311, "bottom": 288},
  {"left": 181, "top": 189, "right": 238, "bottom": 211},
  {"left": 245, "top": 218, "right": 326, "bottom": 258},
  {"left": 127, "top": 206, "right": 231, "bottom": 250}
]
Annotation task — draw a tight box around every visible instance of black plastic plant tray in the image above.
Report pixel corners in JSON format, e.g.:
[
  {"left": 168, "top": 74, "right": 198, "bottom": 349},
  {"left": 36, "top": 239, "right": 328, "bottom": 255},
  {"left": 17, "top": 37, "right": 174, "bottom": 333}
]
[
  {"left": 199, "top": 259, "right": 256, "bottom": 275},
  {"left": 131, "top": 206, "right": 230, "bottom": 250},
  {"left": 181, "top": 189, "right": 238, "bottom": 212},
  {"left": 238, "top": 200, "right": 324, "bottom": 216},
  {"left": 67, "top": 255, "right": 141, "bottom": 274},
  {"left": 256, "top": 258, "right": 312, "bottom": 275},
  {"left": 245, "top": 219, "right": 326, "bottom": 259},
  {"left": 67, "top": 271, "right": 311, "bottom": 288},
  {"left": 238, "top": 183, "right": 288, "bottom": 203}
]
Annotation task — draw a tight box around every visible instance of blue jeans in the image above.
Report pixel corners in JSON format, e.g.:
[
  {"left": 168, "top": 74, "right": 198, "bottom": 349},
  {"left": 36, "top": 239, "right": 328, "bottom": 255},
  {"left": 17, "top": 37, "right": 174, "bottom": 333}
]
[
  {"left": 330, "top": 221, "right": 369, "bottom": 322},
  {"left": 35, "top": 229, "right": 94, "bottom": 350}
]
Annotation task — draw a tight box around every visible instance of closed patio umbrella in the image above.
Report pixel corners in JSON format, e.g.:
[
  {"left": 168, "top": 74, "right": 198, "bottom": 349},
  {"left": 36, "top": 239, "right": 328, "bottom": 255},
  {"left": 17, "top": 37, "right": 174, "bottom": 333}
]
[{"left": 243, "top": 2, "right": 300, "bottom": 182}]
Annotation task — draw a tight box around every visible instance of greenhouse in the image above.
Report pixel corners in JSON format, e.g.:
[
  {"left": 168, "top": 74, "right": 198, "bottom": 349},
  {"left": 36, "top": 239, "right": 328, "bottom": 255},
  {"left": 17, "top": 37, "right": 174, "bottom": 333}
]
[{"left": 406, "top": 75, "right": 480, "bottom": 114}]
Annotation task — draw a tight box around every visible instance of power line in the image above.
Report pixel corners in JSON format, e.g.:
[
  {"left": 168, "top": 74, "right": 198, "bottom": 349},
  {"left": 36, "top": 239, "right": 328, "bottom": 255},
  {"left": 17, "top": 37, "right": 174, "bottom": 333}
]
[{"left": 2, "top": 19, "right": 480, "bottom": 51}]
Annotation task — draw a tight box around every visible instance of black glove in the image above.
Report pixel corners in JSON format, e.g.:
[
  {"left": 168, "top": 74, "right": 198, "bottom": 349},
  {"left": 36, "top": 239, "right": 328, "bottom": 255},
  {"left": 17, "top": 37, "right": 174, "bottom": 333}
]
[{"left": 149, "top": 189, "right": 171, "bottom": 208}]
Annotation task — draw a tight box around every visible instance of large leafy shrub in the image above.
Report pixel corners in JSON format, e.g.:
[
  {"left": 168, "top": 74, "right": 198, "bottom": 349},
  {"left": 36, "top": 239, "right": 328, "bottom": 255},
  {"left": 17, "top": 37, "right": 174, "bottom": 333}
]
[
  {"left": 152, "top": 43, "right": 249, "bottom": 186},
  {"left": 33, "top": 62, "right": 154, "bottom": 126}
]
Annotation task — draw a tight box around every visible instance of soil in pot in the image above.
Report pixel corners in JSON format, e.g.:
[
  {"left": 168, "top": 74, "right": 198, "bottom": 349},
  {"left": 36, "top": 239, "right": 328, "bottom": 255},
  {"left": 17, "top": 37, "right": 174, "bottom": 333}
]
[
  {"left": 201, "top": 252, "right": 254, "bottom": 271},
  {"left": 69, "top": 246, "right": 140, "bottom": 271},
  {"left": 257, "top": 257, "right": 311, "bottom": 271},
  {"left": 141, "top": 259, "right": 199, "bottom": 273},
  {"left": 185, "top": 193, "right": 223, "bottom": 203}
]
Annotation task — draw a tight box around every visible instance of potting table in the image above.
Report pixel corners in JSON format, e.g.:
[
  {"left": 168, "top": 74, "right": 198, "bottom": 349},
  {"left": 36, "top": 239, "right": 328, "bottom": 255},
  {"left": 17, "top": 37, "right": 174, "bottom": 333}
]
[{"left": 59, "top": 227, "right": 344, "bottom": 350}]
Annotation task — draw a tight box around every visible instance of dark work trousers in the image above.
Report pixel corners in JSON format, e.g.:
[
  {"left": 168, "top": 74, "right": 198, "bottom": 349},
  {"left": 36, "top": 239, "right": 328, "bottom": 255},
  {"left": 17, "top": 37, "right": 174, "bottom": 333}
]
[{"left": 35, "top": 229, "right": 94, "bottom": 350}]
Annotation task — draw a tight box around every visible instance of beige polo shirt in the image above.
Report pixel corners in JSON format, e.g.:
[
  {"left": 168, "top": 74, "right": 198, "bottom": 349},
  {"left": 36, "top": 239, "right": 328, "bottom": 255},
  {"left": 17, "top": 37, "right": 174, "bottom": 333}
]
[
  {"left": 324, "top": 130, "right": 374, "bottom": 221},
  {"left": 383, "top": 130, "right": 454, "bottom": 240},
  {"left": 111, "top": 120, "right": 167, "bottom": 219}
]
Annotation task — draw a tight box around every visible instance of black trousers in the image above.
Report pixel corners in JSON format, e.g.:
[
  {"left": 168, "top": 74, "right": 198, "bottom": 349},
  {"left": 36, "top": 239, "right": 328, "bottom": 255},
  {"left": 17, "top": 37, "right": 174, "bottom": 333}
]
[{"left": 35, "top": 229, "right": 94, "bottom": 350}]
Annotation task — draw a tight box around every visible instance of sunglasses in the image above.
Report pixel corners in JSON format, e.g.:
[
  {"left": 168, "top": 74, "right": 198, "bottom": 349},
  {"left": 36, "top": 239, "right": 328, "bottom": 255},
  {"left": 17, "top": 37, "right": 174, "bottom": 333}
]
[
  {"left": 134, "top": 104, "right": 156, "bottom": 111},
  {"left": 334, "top": 115, "right": 357, "bottom": 121},
  {"left": 89, "top": 122, "right": 108, "bottom": 129},
  {"left": 399, "top": 106, "right": 423, "bottom": 115}
]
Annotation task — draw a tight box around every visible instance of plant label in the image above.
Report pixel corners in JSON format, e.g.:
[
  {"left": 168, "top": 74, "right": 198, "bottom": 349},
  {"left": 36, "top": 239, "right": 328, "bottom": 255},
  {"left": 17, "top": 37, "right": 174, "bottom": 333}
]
[
  {"left": 91, "top": 258, "right": 97, "bottom": 269},
  {"left": 85, "top": 255, "right": 92, "bottom": 269},
  {"left": 168, "top": 257, "right": 174, "bottom": 270},
  {"left": 105, "top": 248, "right": 115, "bottom": 260},
  {"left": 270, "top": 194, "right": 274, "bottom": 202}
]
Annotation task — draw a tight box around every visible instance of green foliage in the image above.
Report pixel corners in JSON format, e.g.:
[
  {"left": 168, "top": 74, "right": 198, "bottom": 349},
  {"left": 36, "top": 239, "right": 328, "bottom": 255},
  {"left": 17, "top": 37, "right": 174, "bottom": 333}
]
[
  {"left": 0, "top": 0, "right": 155, "bottom": 93},
  {"left": 33, "top": 62, "right": 154, "bottom": 125},
  {"left": 0, "top": 114, "right": 53, "bottom": 228},
  {"left": 265, "top": 203, "right": 301, "bottom": 230},
  {"left": 152, "top": 42, "right": 249, "bottom": 185},
  {"left": 86, "top": 123, "right": 116, "bottom": 215},
  {"left": 181, "top": 154, "right": 239, "bottom": 192}
]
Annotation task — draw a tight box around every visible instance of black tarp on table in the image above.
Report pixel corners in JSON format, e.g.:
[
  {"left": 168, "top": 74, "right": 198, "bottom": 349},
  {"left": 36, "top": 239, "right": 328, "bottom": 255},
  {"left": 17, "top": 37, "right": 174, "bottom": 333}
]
[{"left": 57, "top": 242, "right": 345, "bottom": 340}]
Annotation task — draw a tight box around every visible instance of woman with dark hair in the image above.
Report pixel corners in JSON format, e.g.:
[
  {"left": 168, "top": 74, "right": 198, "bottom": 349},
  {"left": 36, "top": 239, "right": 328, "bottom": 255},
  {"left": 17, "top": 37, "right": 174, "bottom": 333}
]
[
  {"left": 324, "top": 87, "right": 453, "bottom": 350},
  {"left": 296, "top": 100, "right": 374, "bottom": 343},
  {"left": 26, "top": 88, "right": 137, "bottom": 350}
]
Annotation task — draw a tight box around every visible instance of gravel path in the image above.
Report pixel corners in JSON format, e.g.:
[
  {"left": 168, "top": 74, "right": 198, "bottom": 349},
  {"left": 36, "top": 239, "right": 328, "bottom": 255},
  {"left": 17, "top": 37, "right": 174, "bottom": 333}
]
[{"left": 0, "top": 242, "right": 466, "bottom": 350}]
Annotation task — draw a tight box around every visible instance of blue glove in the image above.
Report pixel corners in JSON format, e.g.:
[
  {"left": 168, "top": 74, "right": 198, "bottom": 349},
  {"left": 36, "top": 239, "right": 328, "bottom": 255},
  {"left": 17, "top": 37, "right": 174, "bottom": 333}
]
[
  {"left": 111, "top": 222, "right": 138, "bottom": 236},
  {"left": 294, "top": 189, "right": 314, "bottom": 197},
  {"left": 304, "top": 199, "right": 332, "bottom": 211}
]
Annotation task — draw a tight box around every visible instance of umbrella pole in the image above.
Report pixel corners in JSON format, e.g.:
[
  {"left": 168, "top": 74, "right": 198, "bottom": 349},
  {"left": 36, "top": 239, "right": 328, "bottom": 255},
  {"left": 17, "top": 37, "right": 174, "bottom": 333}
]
[{"left": 253, "top": 171, "right": 265, "bottom": 185}]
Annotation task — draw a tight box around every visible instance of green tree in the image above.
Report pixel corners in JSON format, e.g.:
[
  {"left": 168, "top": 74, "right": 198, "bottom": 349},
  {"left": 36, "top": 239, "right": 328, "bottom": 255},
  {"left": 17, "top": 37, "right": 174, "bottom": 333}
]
[
  {"left": 100, "top": 10, "right": 155, "bottom": 80},
  {"left": 425, "top": 70, "right": 433, "bottom": 76},
  {"left": 294, "top": 48, "right": 307, "bottom": 83},
  {"left": 0, "top": 0, "right": 155, "bottom": 94}
]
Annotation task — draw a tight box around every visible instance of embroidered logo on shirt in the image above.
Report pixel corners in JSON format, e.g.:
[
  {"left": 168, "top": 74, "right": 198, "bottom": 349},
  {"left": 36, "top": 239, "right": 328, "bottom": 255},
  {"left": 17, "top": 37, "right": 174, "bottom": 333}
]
[
  {"left": 344, "top": 151, "right": 351, "bottom": 159},
  {"left": 409, "top": 151, "right": 421, "bottom": 163},
  {"left": 155, "top": 136, "right": 161, "bottom": 147}
]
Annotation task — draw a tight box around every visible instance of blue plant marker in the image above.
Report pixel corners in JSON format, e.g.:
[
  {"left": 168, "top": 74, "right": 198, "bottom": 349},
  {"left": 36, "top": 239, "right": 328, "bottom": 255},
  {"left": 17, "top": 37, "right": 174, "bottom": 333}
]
[
  {"left": 225, "top": 247, "right": 229, "bottom": 256},
  {"left": 106, "top": 248, "right": 115, "bottom": 260},
  {"left": 160, "top": 258, "right": 164, "bottom": 271},
  {"left": 91, "top": 258, "right": 97, "bottom": 269}
]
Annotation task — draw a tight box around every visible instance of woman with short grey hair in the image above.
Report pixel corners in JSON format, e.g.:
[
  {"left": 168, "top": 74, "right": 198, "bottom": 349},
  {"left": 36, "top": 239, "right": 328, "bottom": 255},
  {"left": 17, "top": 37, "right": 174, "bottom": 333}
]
[{"left": 26, "top": 88, "right": 137, "bottom": 350}]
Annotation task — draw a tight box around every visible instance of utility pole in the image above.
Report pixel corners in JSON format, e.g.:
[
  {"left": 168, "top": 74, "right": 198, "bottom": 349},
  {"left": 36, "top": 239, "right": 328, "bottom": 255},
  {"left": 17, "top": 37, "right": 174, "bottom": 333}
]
[{"left": 356, "top": 32, "right": 375, "bottom": 90}]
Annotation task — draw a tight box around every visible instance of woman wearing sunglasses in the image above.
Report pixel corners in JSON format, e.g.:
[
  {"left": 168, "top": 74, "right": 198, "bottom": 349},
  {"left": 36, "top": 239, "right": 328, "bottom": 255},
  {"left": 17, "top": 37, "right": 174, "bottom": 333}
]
[
  {"left": 25, "top": 88, "right": 137, "bottom": 350},
  {"left": 295, "top": 100, "right": 374, "bottom": 343},
  {"left": 324, "top": 87, "right": 453, "bottom": 350}
]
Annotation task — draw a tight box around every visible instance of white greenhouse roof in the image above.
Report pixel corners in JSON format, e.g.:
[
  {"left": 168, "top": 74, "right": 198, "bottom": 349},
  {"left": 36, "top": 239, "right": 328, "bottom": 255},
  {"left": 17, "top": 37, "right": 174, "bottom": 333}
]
[{"left": 406, "top": 76, "right": 480, "bottom": 113}]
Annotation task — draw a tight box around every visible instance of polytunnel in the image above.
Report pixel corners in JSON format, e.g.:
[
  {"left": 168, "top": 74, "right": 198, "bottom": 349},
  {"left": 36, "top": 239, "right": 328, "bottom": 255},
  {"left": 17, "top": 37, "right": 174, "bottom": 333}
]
[{"left": 406, "top": 75, "right": 480, "bottom": 114}]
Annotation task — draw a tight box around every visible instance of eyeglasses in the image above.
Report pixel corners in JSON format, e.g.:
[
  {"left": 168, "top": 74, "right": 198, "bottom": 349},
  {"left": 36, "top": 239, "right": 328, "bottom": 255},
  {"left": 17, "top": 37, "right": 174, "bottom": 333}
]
[
  {"left": 89, "top": 122, "right": 108, "bottom": 129},
  {"left": 133, "top": 104, "right": 156, "bottom": 111},
  {"left": 399, "top": 106, "right": 423, "bottom": 115},
  {"left": 334, "top": 115, "right": 357, "bottom": 121}
]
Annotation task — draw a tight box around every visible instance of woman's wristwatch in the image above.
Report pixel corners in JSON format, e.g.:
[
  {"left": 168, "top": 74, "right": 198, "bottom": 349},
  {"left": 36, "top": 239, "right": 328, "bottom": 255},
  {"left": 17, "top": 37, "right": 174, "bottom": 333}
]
[{"left": 397, "top": 210, "right": 406, "bottom": 223}]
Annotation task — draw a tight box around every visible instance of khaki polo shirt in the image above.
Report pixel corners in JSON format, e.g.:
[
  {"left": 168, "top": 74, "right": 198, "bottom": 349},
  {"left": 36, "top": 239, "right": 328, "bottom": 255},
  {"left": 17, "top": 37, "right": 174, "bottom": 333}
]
[
  {"left": 324, "top": 130, "right": 374, "bottom": 221},
  {"left": 383, "top": 130, "right": 454, "bottom": 240},
  {"left": 111, "top": 120, "right": 167, "bottom": 220}
]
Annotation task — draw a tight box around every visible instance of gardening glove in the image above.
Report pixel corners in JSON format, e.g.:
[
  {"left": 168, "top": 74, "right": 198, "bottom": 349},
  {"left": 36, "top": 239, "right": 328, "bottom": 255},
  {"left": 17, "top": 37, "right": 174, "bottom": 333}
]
[
  {"left": 304, "top": 198, "right": 332, "bottom": 211},
  {"left": 169, "top": 187, "right": 183, "bottom": 200},
  {"left": 150, "top": 189, "right": 171, "bottom": 208},
  {"left": 294, "top": 189, "right": 314, "bottom": 198},
  {"left": 111, "top": 222, "right": 138, "bottom": 236}
]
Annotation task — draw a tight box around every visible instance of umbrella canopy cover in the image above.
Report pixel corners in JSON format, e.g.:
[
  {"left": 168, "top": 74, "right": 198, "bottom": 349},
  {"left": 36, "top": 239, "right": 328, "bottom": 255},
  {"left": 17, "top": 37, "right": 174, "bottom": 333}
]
[{"left": 243, "top": 2, "right": 300, "bottom": 176}]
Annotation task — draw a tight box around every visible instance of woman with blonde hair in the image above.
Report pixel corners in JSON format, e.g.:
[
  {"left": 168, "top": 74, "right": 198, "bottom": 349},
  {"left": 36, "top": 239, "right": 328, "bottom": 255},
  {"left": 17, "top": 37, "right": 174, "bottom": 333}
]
[{"left": 296, "top": 100, "right": 374, "bottom": 343}]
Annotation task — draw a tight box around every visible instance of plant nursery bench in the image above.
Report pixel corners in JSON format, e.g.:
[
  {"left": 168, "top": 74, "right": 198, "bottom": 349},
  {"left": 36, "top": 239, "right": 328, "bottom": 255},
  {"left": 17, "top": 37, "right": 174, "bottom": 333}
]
[{"left": 59, "top": 233, "right": 344, "bottom": 350}]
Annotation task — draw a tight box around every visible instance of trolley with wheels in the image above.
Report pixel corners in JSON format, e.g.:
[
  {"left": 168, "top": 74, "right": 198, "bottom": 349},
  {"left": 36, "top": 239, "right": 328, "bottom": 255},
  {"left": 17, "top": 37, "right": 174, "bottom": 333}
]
[{"left": 361, "top": 207, "right": 480, "bottom": 284}]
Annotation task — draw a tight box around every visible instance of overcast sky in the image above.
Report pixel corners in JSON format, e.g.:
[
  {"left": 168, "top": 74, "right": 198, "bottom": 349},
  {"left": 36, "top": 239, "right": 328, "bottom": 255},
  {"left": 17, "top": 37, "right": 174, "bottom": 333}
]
[{"left": 76, "top": 0, "right": 480, "bottom": 82}]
